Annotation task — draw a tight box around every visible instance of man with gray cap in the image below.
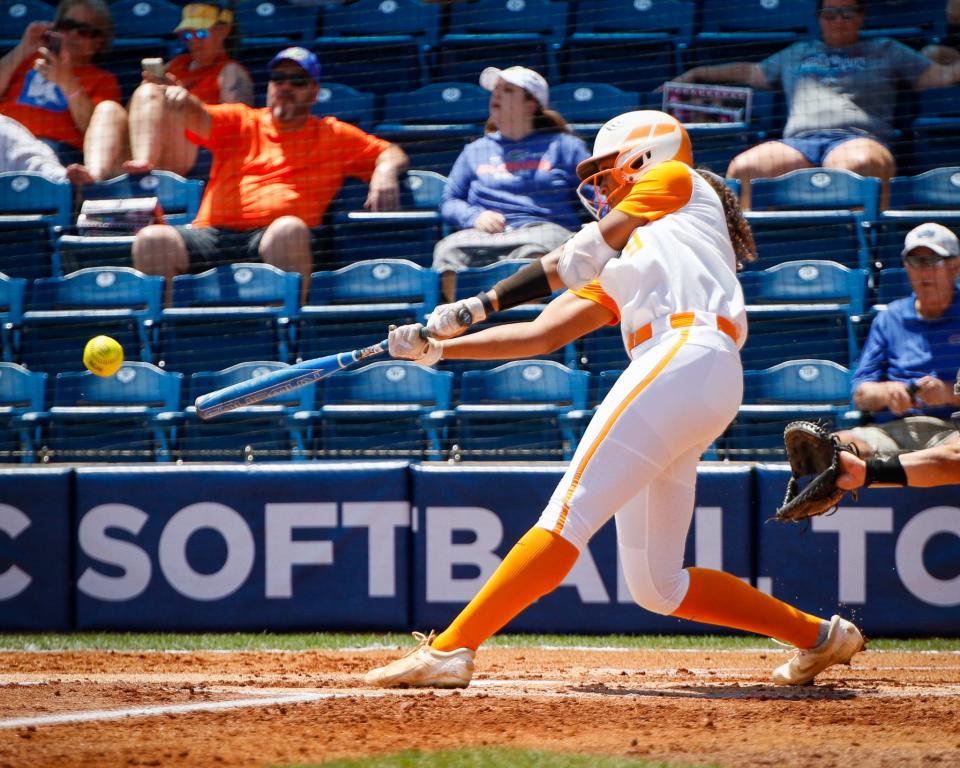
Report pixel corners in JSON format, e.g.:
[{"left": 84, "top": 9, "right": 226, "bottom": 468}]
[
  {"left": 132, "top": 46, "right": 408, "bottom": 302},
  {"left": 432, "top": 65, "right": 589, "bottom": 302},
  {"left": 834, "top": 222, "right": 960, "bottom": 457}
]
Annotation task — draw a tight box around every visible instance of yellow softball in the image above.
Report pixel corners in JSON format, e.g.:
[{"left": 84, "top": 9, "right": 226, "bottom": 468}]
[{"left": 83, "top": 335, "right": 124, "bottom": 377}]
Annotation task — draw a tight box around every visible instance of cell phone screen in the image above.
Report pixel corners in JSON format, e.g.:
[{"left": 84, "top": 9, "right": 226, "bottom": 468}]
[{"left": 42, "top": 30, "right": 63, "bottom": 56}]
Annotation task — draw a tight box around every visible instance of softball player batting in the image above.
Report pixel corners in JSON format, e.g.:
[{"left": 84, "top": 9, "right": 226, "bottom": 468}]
[{"left": 366, "top": 110, "right": 865, "bottom": 689}]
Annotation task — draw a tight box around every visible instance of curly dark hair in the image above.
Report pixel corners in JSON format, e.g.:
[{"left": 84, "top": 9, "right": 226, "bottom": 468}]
[{"left": 696, "top": 169, "right": 757, "bottom": 269}]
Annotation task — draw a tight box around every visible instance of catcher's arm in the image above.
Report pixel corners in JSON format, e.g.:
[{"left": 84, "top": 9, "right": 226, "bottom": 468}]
[{"left": 838, "top": 443, "right": 960, "bottom": 489}]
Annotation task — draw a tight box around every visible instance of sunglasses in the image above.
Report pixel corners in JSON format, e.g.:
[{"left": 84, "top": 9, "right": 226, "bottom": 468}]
[
  {"left": 269, "top": 72, "right": 312, "bottom": 88},
  {"left": 55, "top": 18, "right": 104, "bottom": 38},
  {"left": 178, "top": 28, "right": 210, "bottom": 42},
  {"left": 818, "top": 7, "right": 861, "bottom": 21},
  {"left": 904, "top": 252, "right": 951, "bottom": 268}
]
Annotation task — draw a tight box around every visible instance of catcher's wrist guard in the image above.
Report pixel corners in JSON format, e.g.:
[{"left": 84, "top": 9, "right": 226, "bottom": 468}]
[{"left": 864, "top": 454, "right": 907, "bottom": 487}]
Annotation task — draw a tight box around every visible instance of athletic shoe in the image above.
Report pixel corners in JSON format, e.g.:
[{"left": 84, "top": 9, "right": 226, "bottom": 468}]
[
  {"left": 363, "top": 631, "right": 475, "bottom": 688},
  {"left": 771, "top": 615, "right": 865, "bottom": 686}
]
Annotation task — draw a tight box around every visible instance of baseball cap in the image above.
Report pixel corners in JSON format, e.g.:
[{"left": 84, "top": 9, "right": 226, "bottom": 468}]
[
  {"left": 269, "top": 47, "right": 321, "bottom": 84},
  {"left": 901, "top": 222, "right": 960, "bottom": 258},
  {"left": 479, "top": 66, "right": 549, "bottom": 108},
  {"left": 174, "top": 3, "right": 233, "bottom": 32}
]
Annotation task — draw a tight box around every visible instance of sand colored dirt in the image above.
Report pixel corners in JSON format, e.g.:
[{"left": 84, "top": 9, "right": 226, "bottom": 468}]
[{"left": 1, "top": 646, "right": 958, "bottom": 767}]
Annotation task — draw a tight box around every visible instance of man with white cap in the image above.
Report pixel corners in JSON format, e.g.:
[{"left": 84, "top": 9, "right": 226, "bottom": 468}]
[
  {"left": 834, "top": 222, "right": 960, "bottom": 457},
  {"left": 432, "top": 65, "right": 589, "bottom": 302}
]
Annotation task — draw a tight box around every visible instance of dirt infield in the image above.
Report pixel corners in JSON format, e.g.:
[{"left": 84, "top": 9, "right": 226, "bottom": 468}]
[{"left": 1, "top": 646, "right": 958, "bottom": 767}]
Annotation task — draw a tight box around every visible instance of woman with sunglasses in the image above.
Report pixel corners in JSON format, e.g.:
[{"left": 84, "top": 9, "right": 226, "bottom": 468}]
[
  {"left": 0, "top": 0, "right": 118, "bottom": 165},
  {"left": 69, "top": 2, "right": 252, "bottom": 182},
  {"left": 672, "top": 0, "right": 960, "bottom": 208}
]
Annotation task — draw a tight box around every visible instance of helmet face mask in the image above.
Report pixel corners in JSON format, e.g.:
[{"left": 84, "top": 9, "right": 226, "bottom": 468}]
[{"left": 576, "top": 110, "right": 693, "bottom": 220}]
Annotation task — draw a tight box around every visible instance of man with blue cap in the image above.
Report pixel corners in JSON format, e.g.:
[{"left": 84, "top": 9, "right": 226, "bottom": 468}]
[{"left": 132, "top": 46, "right": 408, "bottom": 302}]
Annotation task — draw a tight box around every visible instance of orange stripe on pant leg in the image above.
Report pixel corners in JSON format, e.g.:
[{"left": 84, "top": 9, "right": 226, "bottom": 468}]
[{"left": 553, "top": 329, "right": 690, "bottom": 536}]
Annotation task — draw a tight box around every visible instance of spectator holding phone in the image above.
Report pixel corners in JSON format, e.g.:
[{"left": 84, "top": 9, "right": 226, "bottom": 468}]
[
  {"left": 0, "top": 0, "right": 118, "bottom": 165},
  {"left": 68, "top": 1, "right": 253, "bottom": 183},
  {"left": 834, "top": 223, "right": 960, "bottom": 457}
]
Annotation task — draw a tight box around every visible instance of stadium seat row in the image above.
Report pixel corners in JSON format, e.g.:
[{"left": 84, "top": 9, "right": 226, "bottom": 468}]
[{"left": 0, "top": 356, "right": 860, "bottom": 464}]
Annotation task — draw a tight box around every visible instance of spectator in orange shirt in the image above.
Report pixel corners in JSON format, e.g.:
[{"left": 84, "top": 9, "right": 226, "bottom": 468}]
[
  {"left": 68, "top": 1, "right": 253, "bottom": 183},
  {"left": 0, "top": 0, "right": 119, "bottom": 165},
  {"left": 132, "top": 47, "right": 408, "bottom": 302}
]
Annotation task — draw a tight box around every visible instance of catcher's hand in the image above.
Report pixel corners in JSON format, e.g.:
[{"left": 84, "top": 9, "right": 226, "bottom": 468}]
[{"left": 776, "top": 421, "right": 857, "bottom": 522}]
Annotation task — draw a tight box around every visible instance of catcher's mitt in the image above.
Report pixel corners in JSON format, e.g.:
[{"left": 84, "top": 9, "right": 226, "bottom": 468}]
[{"left": 776, "top": 421, "right": 856, "bottom": 522}]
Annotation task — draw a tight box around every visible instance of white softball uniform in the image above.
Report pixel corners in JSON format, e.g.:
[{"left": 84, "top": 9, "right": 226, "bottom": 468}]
[{"left": 535, "top": 161, "right": 747, "bottom": 616}]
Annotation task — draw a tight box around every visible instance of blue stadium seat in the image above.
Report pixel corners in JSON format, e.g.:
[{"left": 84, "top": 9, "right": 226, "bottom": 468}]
[
  {"left": 692, "top": 0, "right": 817, "bottom": 67},
  {"left": 235, "top": 1, "right": 319, "bottom": 89},
  {"left": 876, "top": 167, "right": 960, "bottom": 268},
  {"left": 0, "top": 0, "right": 54, "bottom": 47},
  {"left": 327, "top": 170, "right": 448, "bottom": 268},
  {"left": 18, "top": 266, "right": 163, "bottom": 374},
  {"left": 375, "top": 82, "right": 489, "bottom": 175},
  {"left": 0, "top": 362, "right": 46, "bottom": 463},
  {"left": 303, "top": 360, "right": 452, "bottom": 460},
  {"left": 311, "top": 82, "right": 376, "bottom": 130},
  {"left": 739, "top": 259, "right": 868, "bottom": 314},
  {"left": 577, "top": 325, "right": 627, "bottom": 385},
  {"left": 437, "top": 0, "right": 567, "bottom": 84},
  {"left": 725, "top": 359, "right": 858, "bottom": 461},
  {"left": 563, "top": 0, "right": 694, "bottom": 95},
  {"left": 0, "top": 273, "right": 26, "bottom": 362},
  {"left": 0, "top": 172, "right": 71, "bottom": 281},
  {"left": 911, "top": 88, "right": 960, "bottom": 172},
  {"left": 178, "top": 361, "right": 314, "bottom": 461},
  {"left": 859, "top": 0, "right": 947, "bottom": 44},
  {"left": 874, "top": 267, "right": 911, "bottom": 309},
  {"left": 297, "top": 259, "right": 437, "bottom": 362},
  {"left": 746, "top": 168, "right": 881, "bottom": 270},
  {"left": 549, "top": 83, "right": 641, "bottom": 139},
  {"left": 313, "top": 0, "right": 440, "bottom": 96},
  {"left": 158, "top": 264, "right": 300, "bottom": 376},
  {"left": 106, "top": 0, "right": 181, "bottom": 100},
  {"left": 58, "top": 171, "right": 204, "bottom": 273},
  {"left": 18, "top": 362, "right": 181, "bottom": 463},
  {"left": 452, "top": 360, "right": 589, "bottom": 461}
]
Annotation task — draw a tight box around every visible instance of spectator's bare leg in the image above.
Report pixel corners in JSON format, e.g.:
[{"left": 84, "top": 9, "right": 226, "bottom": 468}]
[
  {"left": 260, "top": 216, "right": 312, "bottom": 304},
  {"left": 921, "top": 43, "right": 960, "bottom": 65},
  {"left": 125, "top": 83, "right": 199, "bottom": 177},
  {"left": 726, "top": 141, "right": 811, "bottom": 209},
  {"left": 822, "top": 138, "right": 896, "bottom": 209},
  {"left": 79, "top": 100, "right": 131, "bottom": 182},
  {"left": 133, "top": 224, "right": 189, "bottom": 305}
]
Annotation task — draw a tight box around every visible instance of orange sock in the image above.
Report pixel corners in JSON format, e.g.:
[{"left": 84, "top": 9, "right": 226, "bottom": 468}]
[
  {"left": 672, "top": 567, "right": 823, "bottom": 649},
  {"left": 432, "top": 527, "right": 579, "bottom": 652}
]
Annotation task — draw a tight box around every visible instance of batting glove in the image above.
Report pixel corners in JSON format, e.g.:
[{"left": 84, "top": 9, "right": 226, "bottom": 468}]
[
  {"left": 388, "top": 324, "right": 442, "bottom": 367},
  {"left": 426, "top": 297, "right": 486, "bottom": 339}
]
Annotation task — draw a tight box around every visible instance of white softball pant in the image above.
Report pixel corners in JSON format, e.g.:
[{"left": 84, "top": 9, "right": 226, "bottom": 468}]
[{"left": 536, "top": 324, "right": 743, "bottom": 615}]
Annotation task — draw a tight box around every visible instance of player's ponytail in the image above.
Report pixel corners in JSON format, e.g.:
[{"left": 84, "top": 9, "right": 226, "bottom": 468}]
[{"left": 696, "top": 169, "right": 757, "bottom": 269}]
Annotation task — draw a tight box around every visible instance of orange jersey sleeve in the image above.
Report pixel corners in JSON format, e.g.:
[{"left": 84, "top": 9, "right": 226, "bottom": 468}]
[
  {"left": 614, "top": 160, "right": 693, "bottom": 222},
  {"left": 571, "top": 280, "right": 620, "bottom": 325}
]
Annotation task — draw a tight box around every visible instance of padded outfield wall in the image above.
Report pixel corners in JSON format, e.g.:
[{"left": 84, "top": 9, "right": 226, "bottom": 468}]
[{"left": 0, "top": 463, "right": 957, "bottom": 635}]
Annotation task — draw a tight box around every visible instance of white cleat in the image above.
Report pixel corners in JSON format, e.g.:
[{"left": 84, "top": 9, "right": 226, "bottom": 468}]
[
  {"left": 771, "top": 615, "right": 865, "bottom": 686},
  {"left": 364, "top": 631, "right": 475, "bottom": 689}
]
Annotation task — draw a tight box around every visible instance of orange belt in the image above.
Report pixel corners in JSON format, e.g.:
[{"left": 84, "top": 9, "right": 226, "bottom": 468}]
[{"left": 628, "top": 311, "right": 739, "bottom": 351}]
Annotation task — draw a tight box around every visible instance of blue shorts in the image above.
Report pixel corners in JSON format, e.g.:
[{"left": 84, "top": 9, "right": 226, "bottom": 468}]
[{"left": 779, "top": 130, "right": 887, "bottom": 165}]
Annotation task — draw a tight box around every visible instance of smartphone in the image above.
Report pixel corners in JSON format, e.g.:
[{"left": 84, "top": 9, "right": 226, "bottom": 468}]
[
  {"left": 41, "top": 30, "right": 63, "bottom": 57},
  {"left": 141, "top": 57, "right": 165, "bottom": 82}
]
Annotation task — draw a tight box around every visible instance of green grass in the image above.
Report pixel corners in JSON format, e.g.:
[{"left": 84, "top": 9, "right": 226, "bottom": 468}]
[
  {"left": 277, "top": 747, "right": 717, "bottom": 768},
  {"left": 0, "top": 632, "right": 957, "bottom": 652}
]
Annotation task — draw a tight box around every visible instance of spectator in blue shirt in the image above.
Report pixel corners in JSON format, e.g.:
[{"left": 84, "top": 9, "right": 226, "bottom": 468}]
[
  {"left": 433, "top": 66, "right": 589, "bottom": 302},
  {"left": 835, "top": 223, "right": 960, "bottom": 456},
  {"left": 672, "top": 0, "right": 960, "bottom": 207}
]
